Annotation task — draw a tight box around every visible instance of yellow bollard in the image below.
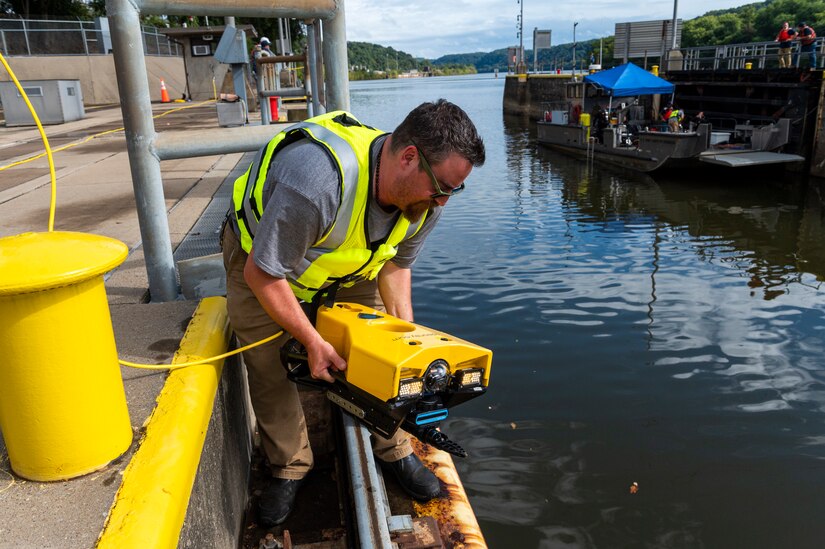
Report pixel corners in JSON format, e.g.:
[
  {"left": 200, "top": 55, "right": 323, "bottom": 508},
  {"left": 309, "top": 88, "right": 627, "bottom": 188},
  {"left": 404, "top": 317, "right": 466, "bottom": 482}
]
[
  {"left": 0, "top": 231, "right": 132, "bottom": 481},
  {"left": 651, "top": 65, "right": 659, "bottom": 76},
  {"left": 745, "top": 62, "right": 753, "bottom": 70}
]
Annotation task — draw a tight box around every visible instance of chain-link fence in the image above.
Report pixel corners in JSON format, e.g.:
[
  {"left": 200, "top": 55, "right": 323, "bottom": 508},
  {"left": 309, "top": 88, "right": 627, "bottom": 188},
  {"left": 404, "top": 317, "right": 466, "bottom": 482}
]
[{"left": 0, "top": 16, "right": 181, "bottom": 56}]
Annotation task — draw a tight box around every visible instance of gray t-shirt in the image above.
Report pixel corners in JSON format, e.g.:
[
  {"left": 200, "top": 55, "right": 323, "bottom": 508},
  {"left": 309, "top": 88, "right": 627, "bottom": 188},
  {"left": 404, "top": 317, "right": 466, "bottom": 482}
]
[{"left": 244, "top": 135, "right": 442, "bottom": 280}]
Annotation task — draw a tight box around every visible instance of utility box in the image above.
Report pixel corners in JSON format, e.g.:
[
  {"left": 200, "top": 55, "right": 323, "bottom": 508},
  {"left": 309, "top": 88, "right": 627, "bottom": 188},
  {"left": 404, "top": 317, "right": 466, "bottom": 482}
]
[
  {"left": 217, "top": 100, "right": 246, "bottom": 127},
  {"left": 550, "top": 110, "right": 569, "bottom": 125},
  {"left": 0, "top": 79, "right": 84, "bottom": 127}
]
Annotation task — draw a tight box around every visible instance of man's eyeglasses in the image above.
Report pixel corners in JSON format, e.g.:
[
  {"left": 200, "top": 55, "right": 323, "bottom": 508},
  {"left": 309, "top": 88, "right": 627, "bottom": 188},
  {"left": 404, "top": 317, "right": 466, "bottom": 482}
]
[{"left": 411, "top": 140, "right": 465, "bottom": 199}]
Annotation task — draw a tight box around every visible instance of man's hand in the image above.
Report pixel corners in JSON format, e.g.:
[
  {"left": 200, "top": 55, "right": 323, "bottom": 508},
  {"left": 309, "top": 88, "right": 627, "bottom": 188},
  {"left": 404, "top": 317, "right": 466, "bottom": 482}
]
[
  {"left": 305, "top": 338, "right": 347, "bottom": 383},
  {"left": 244, "top": 251, "right": 346, "bottom": 384}
]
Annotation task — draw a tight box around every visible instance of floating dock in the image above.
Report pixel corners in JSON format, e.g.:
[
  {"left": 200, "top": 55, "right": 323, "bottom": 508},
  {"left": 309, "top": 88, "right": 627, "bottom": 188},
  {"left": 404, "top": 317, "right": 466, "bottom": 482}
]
[{"left": 504, "top": 67, "right": 825, "bottom": 177}]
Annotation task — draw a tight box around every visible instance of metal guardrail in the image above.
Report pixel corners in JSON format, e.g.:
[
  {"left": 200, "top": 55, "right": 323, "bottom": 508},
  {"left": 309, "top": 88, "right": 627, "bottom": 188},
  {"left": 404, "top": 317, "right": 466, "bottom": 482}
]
[
  {"left": 106, "top": 0, "right": 348, "bottom": 302},
  {"left": 0, "top": 16, "right": 181, "bottom": 56},
  {"left": 680, "top": 38, "right": 825, "bottom": 70}
]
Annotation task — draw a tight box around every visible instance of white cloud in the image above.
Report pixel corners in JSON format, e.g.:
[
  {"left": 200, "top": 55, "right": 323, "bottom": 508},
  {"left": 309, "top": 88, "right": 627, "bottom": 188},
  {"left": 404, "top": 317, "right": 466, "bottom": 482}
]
[{"left": 345, "top": 0, "right": 760, "bottom": 59}]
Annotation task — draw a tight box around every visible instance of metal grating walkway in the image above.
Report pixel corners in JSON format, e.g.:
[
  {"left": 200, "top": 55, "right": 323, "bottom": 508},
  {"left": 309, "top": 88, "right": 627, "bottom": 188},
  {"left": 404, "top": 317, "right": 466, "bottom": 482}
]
[{"left": 173, "top": 152, "right": 255, "bottom": 262}]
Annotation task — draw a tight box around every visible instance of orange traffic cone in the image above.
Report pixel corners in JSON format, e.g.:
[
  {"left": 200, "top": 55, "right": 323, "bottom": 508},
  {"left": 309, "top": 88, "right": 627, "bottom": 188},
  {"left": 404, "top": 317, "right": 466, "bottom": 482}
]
[{"left": 160, "top": 79, "right": 170, "bottom": 103}]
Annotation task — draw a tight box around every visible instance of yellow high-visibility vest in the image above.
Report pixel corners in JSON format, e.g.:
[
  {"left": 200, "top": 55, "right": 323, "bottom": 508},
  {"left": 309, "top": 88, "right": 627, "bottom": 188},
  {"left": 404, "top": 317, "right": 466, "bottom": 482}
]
[{"left": 231, "top": 111, "right": 426, "bottom": 301}]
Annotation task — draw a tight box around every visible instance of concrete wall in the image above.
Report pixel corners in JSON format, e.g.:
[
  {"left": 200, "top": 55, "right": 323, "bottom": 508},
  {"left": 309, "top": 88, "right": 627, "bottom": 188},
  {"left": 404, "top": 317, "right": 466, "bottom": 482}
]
[
  {"left": 503, "top": 74, "right": 573, "bottom": 119},
  {"left": 179, "top": 353, "right": 252, "bottom": 548},
  {"left": 809, "top": 79, "right": 825, "bottom": 178},
  {"left": 182, "top": 49, "right": 231, "bottom": 101},
  {"left": 0, "top": 55, "right": 185, "bottom": 105}
]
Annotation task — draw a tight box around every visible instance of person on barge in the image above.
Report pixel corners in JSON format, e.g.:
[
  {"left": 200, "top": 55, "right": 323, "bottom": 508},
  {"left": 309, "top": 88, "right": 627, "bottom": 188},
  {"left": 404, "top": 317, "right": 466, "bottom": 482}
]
[
  {"left": 221, "top": 100, "right": 486, "bottom": 527},
  {"left": 667, "top": 105, "right": 684, "bottom": 132}
]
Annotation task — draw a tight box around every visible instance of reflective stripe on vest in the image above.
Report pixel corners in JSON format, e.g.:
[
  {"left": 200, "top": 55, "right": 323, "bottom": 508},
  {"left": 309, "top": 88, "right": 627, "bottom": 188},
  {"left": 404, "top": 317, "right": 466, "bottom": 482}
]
[
  {"left": 232, "top": 117, "right": 361, "bottom": 251},
  {"left": 231, "top": 111, "right": 427, "bottom": 301}
]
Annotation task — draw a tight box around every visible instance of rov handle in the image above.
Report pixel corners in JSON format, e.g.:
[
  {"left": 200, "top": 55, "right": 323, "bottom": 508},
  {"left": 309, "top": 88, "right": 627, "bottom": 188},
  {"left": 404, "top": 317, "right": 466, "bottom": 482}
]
[{"left": 280, "top": 338, "right": 342, "bottom": 389}]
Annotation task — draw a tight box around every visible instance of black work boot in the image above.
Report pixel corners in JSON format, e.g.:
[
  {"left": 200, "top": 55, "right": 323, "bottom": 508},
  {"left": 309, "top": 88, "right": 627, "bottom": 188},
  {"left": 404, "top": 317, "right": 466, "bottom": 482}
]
[
  {"left": 257, "top": 478, "right": 303, "bottom": 527},
  {"left": 380, "top": 453, "right": 441, "bottom": 501}
]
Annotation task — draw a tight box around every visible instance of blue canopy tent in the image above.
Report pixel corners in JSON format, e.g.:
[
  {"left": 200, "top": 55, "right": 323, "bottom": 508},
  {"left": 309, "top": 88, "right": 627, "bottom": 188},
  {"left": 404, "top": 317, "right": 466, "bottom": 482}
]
[{"left": 583, "top": 63, "right": 675, "bottom": 120}]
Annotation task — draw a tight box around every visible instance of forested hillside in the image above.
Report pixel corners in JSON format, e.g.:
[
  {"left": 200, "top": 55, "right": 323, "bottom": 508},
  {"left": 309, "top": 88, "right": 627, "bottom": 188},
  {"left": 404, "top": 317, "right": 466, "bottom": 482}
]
[
  {"left": 347, "top": 41, "right": 476, "bottom": 79},
  {"left": 682, "top": 0, "right": 824, "bottom": 46}
]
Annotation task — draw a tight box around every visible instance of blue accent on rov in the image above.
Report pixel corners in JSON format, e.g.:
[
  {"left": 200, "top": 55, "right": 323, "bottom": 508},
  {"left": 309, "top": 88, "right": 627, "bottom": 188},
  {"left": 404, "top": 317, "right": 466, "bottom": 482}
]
[{"left": 415, "top": 409, "right": 448, "bottom": 425}]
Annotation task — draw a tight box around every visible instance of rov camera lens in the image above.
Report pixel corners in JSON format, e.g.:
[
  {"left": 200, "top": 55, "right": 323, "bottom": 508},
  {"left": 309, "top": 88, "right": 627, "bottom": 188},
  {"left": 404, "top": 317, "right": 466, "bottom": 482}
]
[{"left": 424, "top": 360, "right": 450, "bottom": 393}]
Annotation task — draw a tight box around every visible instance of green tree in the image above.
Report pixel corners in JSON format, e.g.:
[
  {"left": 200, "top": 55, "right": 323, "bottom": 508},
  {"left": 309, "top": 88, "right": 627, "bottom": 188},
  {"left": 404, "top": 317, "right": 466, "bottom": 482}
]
[{"left": 6, "top": 0, "right": 89, "bottom": 17}]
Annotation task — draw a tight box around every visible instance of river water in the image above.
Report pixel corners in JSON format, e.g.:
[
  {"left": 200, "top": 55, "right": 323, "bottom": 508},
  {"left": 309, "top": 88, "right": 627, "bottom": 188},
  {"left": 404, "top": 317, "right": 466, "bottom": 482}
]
[{"left": 350, "top": 74, "right": 825, "bottom": 549}]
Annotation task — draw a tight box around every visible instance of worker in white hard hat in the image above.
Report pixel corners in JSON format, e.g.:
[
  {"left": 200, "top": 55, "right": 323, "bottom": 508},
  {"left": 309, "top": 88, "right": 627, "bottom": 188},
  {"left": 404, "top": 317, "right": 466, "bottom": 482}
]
[{"left": 259, "top": 36, "right": 273, "bottom": 57}]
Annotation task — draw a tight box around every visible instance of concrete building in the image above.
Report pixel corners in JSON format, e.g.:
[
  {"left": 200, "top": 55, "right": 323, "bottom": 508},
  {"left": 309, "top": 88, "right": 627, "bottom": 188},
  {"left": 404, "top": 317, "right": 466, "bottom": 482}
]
[{"left": 160, "top": 25, "right": 257, "bottom": 104}]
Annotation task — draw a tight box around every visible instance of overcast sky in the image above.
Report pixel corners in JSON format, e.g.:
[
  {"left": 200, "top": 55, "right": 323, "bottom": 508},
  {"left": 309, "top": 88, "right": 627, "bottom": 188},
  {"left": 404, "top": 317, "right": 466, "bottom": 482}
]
[{"left": 345, "top": 0, "right": 760, "bottom": 59}]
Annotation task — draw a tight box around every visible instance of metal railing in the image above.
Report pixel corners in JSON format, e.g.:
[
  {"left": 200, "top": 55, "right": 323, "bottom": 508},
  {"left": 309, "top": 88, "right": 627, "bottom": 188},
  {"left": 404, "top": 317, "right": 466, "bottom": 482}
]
[
  {"left": 0, "top": 16, "right": 181, "bottom": 56},
  {"left": 106, "top": 0, "right": 348, "bottom": 302},
  {"left": 680, "top": 38, "right": 825, "bottom": 70}
]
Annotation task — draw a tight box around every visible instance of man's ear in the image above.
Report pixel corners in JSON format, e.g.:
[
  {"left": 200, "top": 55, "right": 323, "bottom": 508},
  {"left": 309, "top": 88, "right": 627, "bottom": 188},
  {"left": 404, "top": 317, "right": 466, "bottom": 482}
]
[{"left": 399, "top": 144, "right": 418, "bottom": 168}]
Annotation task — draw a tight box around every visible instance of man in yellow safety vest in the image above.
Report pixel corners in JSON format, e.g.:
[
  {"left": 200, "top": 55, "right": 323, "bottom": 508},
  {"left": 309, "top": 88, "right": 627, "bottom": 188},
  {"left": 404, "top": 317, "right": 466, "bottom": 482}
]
[{"left": 222, "top": 100, "right": 485, "bottom": 527}]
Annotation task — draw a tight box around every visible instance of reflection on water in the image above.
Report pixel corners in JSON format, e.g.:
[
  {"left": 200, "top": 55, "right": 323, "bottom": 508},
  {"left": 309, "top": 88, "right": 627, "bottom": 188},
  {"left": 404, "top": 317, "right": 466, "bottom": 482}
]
[
  {"left": 446, "top": 417, "right": 705, "bottom": 548},
  {"left": 350, "top": 76, "right": 825, "bottom": 548}
]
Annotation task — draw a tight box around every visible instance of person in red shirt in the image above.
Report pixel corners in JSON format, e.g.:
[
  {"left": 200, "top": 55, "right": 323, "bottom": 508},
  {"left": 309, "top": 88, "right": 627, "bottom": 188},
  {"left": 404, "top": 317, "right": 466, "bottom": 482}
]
[{"left": 775, "top": 21, "right": 796, "bottom": 68}]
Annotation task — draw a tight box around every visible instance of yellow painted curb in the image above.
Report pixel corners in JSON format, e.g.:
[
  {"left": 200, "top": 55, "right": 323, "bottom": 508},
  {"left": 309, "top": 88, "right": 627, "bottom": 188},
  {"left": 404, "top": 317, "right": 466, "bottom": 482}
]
[{"left": 97, "top": 296, "right": 231, "bottom": 549}]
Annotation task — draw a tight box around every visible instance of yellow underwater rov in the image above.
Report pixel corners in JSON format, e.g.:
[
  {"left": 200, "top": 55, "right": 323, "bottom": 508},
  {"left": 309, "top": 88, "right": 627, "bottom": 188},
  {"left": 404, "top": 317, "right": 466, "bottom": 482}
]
[{"left": 281, "top": 302, "right": 492, "bottom": 458}]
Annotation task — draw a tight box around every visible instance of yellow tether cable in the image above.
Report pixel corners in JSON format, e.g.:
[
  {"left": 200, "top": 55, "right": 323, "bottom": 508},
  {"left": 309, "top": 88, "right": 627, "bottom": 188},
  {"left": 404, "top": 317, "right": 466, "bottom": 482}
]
[
  {"left": 0, "top": 51, "right": 57, "bottom": 231},
  {"left": 1, "top": 53, "right": 277, "bottom": 371},
  {"left": 118, "top": 329, "right": 285, "bottom": 370}
]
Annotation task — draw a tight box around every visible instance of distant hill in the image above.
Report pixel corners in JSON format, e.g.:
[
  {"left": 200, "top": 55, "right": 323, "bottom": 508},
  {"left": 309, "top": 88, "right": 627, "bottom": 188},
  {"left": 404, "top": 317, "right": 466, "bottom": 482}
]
[
  {"left": 347, "top": 41, "right": 476, "bottom": 79},
  {"left": 347, "top": 39, "right": 616, "bottom": 74},
  {"left": 348, "top": 41, "right": 421, "bottom": 72},
  {"left": 432, "top": 37, "right": 616, "bottom": 72},
  {"left": 434, "top": 51, "right": 503, "bottom": 71}
]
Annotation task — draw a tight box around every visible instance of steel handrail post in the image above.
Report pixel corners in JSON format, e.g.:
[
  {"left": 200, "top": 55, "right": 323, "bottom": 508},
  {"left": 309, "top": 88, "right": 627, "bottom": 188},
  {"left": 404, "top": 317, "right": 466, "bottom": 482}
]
[
  {"left": 313, "top": 19, "right": 325, "bottom": 108},
  {"left": 106, "top": 0, "right": 178, "bottom": 301},
  {"left": 306, "top": 21, "right": 321, "bottom": 116},
  {"left": 321, "top": 4, "right": 349, "bottom": 111},
  {"left": 257, "top": 57, "right": 270, "bottom": 125},
  {"left": 81, "top": 20, "right": 89, "bottom": 56},
  {"left": 21, "top": 17, "right": 30, "bottom": 55}
]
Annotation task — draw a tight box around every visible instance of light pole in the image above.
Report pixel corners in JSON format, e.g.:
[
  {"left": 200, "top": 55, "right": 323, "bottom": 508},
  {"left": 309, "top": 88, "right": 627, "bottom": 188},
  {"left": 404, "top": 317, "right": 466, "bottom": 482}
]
[
  {"left": 573, "top": 21, "right": 578, "bottom": 75},
  {"left": 516, "top": 0, "right": 524, "bottom": 72},
  {"left": 671, "top": 0, "right": 679, "bottom": 50}
]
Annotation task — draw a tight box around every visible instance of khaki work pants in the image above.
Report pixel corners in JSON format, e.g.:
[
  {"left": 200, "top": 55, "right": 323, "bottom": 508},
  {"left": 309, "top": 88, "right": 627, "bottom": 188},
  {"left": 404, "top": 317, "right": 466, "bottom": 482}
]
[
  {"left": 779, "top": 47, "right": 792, "bottom": 68},
  {"left": 222, "top": 225, "right": 412, "bottom": 479}
]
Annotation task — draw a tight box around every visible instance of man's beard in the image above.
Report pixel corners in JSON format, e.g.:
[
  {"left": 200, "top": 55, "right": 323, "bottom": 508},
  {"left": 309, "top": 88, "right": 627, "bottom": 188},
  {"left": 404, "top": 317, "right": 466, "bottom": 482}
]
[{"left": 402, "top": 200, "right": 433, "bottom": 223}]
